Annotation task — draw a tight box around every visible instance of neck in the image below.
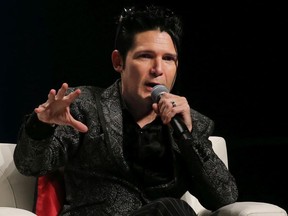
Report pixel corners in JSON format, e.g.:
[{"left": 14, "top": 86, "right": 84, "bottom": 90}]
[
  {"left": 119, "top": 82, "right": 157, "bottom": 128},
  {"left": 123, "top": 99, "right": 157, "bottom": 128},
  {"left": 135, "top": 110, "right": 157, "bottom": 128}
]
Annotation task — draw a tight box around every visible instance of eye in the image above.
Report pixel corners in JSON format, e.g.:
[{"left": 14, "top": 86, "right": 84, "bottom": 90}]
[
  {"left": 139, "top": 53, "right": 153, "bottom": 59},
  {"left": 163, "top": 55, "right": 177, "bottom": 62}
]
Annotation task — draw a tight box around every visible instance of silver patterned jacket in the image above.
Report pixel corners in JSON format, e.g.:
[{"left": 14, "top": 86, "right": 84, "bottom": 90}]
[{"left": 14, "top": 79, "right": 238, "bottom": 216}]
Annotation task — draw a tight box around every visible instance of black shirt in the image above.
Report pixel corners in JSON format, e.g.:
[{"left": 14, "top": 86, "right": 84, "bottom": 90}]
[{"left": 122, "top": 109, "right": 174, "bottom": 187}]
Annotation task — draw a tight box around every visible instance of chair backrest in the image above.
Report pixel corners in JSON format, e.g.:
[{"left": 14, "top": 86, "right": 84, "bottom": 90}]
[
  {"left": 181, "top": 136, "right": 228, "bottom": 213},
  {"left": 209, "top": 136, "right": 228, "bottom": 168},
  {"left": 0, "top": 143, "right": 36, "bottom": 211}
]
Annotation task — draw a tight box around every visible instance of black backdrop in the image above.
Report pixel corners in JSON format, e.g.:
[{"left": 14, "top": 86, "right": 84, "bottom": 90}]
[{"left": 1, "top": 0, "right": 288, "bottom": 211}]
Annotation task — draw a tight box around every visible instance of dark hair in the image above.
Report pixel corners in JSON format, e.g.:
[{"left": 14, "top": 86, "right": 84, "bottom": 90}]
[{"left": 114, "top": 4, "right": 183, "bottom": 61}]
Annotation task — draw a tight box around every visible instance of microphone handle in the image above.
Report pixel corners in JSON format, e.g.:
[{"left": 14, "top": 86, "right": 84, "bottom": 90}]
[{"left": 170, "top": 116, "right": 192, "bottom": 140}]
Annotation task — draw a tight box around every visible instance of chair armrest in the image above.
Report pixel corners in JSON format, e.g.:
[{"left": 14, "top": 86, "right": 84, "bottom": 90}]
[
  {"left": 0, "top": 207, "right": 36, "bottom": 216},
  {"left": 198, "top": 202, "right": 287, "bottom": 216}
]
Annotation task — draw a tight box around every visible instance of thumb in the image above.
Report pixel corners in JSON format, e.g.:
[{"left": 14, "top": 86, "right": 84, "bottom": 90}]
[{"left": 69, "top": 119, "right": 88, "bottom": 133}]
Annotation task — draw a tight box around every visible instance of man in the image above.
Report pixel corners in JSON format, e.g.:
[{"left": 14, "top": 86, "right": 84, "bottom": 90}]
[{"left": 14, "top": 4, "right": 238, "bottom": 215}]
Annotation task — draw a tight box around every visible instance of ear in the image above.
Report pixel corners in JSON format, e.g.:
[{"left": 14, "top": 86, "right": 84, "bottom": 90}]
[{"left": 111, "top": 50, "right": 123, "bottom": 73}]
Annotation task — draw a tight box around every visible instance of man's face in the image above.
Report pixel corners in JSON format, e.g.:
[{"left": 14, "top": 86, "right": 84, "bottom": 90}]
[{"left": 121, "top": 30, "right": 178, "bottom": 107}]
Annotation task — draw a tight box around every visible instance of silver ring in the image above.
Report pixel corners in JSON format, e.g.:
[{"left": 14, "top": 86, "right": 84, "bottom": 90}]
[{"left": 171, "top": 101, "right": 176, "bottom": 107}]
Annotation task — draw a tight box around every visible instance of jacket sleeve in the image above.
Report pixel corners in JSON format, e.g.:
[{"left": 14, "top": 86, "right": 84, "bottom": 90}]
[
  {"left": 13, "top": 111, "right": 78, "bottom": 176},
  {"left": 175, "top": 109, "right": 238, "bottom": 211}
]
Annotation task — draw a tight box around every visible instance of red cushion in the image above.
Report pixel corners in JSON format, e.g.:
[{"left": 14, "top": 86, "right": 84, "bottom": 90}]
[{"left": 35, "top": 171, "right": 65, "bottom": 216}]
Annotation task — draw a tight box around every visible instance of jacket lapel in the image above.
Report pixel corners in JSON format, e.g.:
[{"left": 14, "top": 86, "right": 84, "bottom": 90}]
[{"left": 100, "top": 80, "right": 130, "bottom": 174}]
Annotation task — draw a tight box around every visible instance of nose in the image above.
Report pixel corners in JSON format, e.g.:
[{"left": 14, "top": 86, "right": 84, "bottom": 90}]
[{"left": 150, "top": 58, "right": 163, "bottom": 76}]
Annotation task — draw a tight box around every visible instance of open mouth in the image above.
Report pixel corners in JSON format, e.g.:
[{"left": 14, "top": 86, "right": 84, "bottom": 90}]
[{"left": 146, "top": 82, "right": 160, "bottom": 88}]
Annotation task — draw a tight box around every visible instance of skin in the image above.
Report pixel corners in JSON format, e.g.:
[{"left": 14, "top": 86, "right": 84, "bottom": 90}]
[{"left": 35, "top": 29, "right": 192, "bottom": 133}]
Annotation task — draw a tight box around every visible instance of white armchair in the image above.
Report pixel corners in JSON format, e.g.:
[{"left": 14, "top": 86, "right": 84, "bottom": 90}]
[
  {"left": 0, "top": 142, "right": 36, "bottom": 216},
  {"left": 1, "top": 137, "right": 287, "bottom": 216},
  {"left": 181, "top": 136, "right": 287, "bottom": 216}
]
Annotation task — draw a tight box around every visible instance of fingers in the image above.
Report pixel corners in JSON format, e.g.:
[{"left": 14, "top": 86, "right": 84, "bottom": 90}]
[
  {"left": 33, "top": 83, "right": 88, "bottom": 133},
  {"left": 156, "top": 93, "right": 190, "bottom": 125},
  {"left": 65, "top": 88, "right": 81, "bottom": 104},
  {"left": 158, "top": 93, "right": 180, "bottom": 113},
  {"left": 69, "top": 118, "right": 89, "bottom": 133},
  {"left": 56, "top": 83, "right": 81, "bottom": 104},
  {"left": 34, "top": 83, "right": 81, "bottom": 122},
  {"left": 47, "top": 89, "right": 57, "bottom": 105},
  {"left": 46, "top": 83, "right": 81, "bottom": 106},
  {"left": 55, "top": 83, "right": 68, "bottom": 99}
]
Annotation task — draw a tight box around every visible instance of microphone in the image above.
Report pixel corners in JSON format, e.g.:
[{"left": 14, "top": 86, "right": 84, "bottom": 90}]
[{"left": 151, "top": 85, "right": 192, "bottom": 140}]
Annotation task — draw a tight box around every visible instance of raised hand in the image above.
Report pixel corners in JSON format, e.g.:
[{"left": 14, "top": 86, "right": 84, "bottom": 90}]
[{"left": 34, "top": 83, "right": 88, "bottom": 133}]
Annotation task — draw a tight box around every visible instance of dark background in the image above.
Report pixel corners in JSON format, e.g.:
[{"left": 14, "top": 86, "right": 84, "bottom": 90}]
[{"left": 1, "top": 0, "right": 287, "bottom": 212}]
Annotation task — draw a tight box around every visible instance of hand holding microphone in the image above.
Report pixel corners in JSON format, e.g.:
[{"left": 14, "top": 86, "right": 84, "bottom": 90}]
[{"left": 151, "top": 85, "right": 193, "bottom": 140}]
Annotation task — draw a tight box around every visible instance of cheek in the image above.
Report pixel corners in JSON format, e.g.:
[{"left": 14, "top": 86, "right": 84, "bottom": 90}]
[
  {"left": 121, "top": 67, "right": 142, "bottom": 89},
  {"left": 129, "top": 64, "right": 146, "bottom": 79},
  {"left": 166, "top": 69, "right": 177, "bottom": 86}
]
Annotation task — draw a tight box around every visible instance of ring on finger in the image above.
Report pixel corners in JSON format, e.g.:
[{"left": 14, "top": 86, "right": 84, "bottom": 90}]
[{"left": 171, "top": 101, "right": 176, "bottom": 107}]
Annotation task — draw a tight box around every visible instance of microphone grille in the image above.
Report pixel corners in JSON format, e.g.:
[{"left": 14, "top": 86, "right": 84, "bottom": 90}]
[{"left": 151, "top": 85, "right": 169, "bottom": 102}]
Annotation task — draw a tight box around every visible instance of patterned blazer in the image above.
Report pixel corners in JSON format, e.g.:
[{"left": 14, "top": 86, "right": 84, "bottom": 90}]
[{"left": 14, "top": 79, "right": 238, "bottom": 216}]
